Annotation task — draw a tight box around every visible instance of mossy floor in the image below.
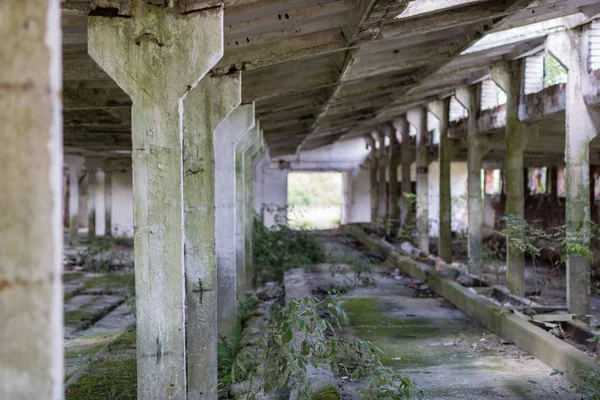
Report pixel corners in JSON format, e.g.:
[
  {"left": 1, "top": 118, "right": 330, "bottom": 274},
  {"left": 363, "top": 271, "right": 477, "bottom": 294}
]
[
  {"left": 338, "top": 274, "right": 580, "bottom": 399},
  {"left": 65, "top": 327, "right": 137, "bottom": 400}
]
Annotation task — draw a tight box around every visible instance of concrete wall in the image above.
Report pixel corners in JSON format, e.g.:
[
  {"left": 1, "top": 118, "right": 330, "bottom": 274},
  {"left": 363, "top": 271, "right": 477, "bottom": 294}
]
[
  {"left": 95, "top": 170, "right": 106, "bottom": 236},
  {"left": 428, "top": 161, "right": 468, "bottom": 237},
  {"left": 262, "top": 167, "right": 288, "bottom": 228},
  {"left": 111, "top": 169, "right": 134, "bottom": 236},
  {"left": 347, "top": 165, "right": 371, "bottom": 223}
]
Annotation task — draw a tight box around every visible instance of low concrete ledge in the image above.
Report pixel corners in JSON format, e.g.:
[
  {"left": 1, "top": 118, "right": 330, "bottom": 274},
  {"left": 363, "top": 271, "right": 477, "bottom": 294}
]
[{"left": 345, "top": 225, "right": 597, "bottom": 384}]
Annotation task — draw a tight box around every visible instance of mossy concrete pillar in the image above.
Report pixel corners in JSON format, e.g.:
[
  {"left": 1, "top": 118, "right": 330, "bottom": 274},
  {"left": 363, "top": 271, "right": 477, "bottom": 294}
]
[
  {"left": 182, "top": 73, "right": 241, "bottom": 397},
  {"left": 215, "top": 104, "right": 255, "bottom": 338},
  {"left": 88, "top": 2, "right": 224, "bottom": 398},
  {"left": 456, "top": 85, "right": 490, "bottom": 270},
  {"left": 376, "top": 130, "right": 388, "bottom": 223},
  {"left": 66, "top": 155, "right": 84, "bottom": 244},
  {"left": 492, "top": 62, "right": 531, "bottom": 297},
  {"left": 235, "top": 123, "right": 260, "bottom": 293},
  {"left": 388, "top": 125, "right": 400, "bottom": 235},
  {"left": 85, "top": 158, "right": 100, "bottom": 241},
  {"left": 409, "top": 107, "right": 430, "bottom": 253},
  {"left": 430, "top": 98, "right": 452, "bottom": 263},
  {"left": 103, "top": 163, "right": 113, "bottom": 237},
  {"left": 547, "top": 29, "right": 599, "bottom": 317},
  {"left": 365, "top": 135, "right": 378, "bottom": 223},
  {"left": 0, "top": 0, "right": 63, "bottom": 398}
]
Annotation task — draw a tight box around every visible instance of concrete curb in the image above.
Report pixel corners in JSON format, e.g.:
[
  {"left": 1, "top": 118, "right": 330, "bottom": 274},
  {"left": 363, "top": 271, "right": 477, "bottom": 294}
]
[{"left": 345, "top": 225, "right": 597, "bottom": 384}]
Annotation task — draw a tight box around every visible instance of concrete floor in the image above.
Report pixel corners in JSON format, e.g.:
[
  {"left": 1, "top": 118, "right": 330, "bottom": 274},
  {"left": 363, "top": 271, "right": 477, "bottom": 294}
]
[
  {"left": 63, "top": 244, "right": 135, "bottom": 387},
  {"left": 319, "top": 233, "right": 581, "bottom": 399}
]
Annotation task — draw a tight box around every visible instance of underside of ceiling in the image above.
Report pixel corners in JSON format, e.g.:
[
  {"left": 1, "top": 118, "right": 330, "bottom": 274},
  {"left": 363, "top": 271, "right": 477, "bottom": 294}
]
[{"left": 60, "top": 0, "right": 600, "bottom": 158}]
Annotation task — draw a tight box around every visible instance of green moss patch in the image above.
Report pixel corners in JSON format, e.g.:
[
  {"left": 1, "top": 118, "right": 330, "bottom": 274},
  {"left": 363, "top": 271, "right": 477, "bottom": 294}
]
[
  {"left": 83, "top": 274, "right": 135, "bottom": 293},
  {"left": 311, "top": 385, "right": 341, "bottom": 400},
  {"left": 66, "top": 359, "right": 137, "bottom": 400},
  {"left": 342, "top": 297, "right": 405, "bottom": 326},
  {"left": 66, "top": 327, "right": 137, "bottom": 400}
]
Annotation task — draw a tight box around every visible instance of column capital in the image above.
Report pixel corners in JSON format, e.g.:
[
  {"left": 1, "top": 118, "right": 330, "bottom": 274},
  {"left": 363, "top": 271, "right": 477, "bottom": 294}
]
[{"left": 89, "top": 0, "right": 223, "bottom": 102}]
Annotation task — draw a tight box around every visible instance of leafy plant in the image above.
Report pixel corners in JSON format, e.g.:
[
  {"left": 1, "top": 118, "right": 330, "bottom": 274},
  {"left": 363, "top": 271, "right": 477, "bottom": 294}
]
[
  {"left": 218, "top": 294, "right": 258, "bottom": 390},
  {"left": 253, "top": 213, "right": 326, "bottom": 284},
  {"left": 495, "top": 215, "right": 552, "bottom": 259},
  {"left": 237, "top": 292, "right": 422, "bottom": 400},
  {"left": 556, "top": 221, "right": 600, "bottom": 262}
]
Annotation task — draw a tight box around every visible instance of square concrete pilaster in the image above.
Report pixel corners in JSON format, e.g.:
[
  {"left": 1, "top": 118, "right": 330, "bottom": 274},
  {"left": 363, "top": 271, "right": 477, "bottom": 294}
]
[
  {"left": 215, "top": 104, "right": 255, "bottom": 338},
  {"left": 0, "top": 1, "right": 64, "bottom": 398}
]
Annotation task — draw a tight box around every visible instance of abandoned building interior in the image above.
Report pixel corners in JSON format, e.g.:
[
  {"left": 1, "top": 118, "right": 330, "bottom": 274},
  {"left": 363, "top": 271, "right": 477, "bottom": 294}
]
[{"left": 8, "top": 0, "right": 600, "bottom": 398}]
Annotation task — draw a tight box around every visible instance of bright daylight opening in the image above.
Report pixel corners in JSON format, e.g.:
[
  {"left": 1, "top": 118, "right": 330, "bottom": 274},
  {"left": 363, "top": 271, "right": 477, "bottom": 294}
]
[{"left": 287, "top": 172, "right": 342, "bottom": 229}]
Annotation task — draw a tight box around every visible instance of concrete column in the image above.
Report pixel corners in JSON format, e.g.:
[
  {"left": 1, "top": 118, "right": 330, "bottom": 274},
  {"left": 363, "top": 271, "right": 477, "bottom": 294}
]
[
  {"left": 396, "top": 116, "right": 412, "bottom": 232},
  {"left": 409, "top": 107, "right": 430, "bottom": 253},
  {"left": 388, "top": 126, "right": 400, "bottom": 234},
  {"left": 341, "top": 170, "right": 353, "bottom": 224},
  {"left": 365, "top": 135, "right": 378, "bottom": 223},
  {"left": 245, "top": 133, "right": 265, "bottom": 288},
  {"left": 66, "top": 156, "right": 84, "bottom": 244},
  {"left": 215, "top": 104, "right": 255, "bottom": 338},
  {"left": 456, "top": 85, "right": 490, "bottom": 270},
  {"left": 430, "top": 98, "right": 452, "bottom": 262},
  {"left": 85, "top": 159, "right": 99, "bottom": 241},
  {"left": 235, "top": 123, "right": 260, "bottom": 294},
  {"left": 88, "top": 2, "right": 224, "bottom": 398},
  {"left": 547, "top": 29, "right": 599, "bottom": 317},
  {"left": 103, "top": 164, "right": 113, "bottom": 237},
  {"left": 0, "top": 0, "right": 63, "bottom": 398},
  {"left": 376, "top": 130, "right": 388, "bottom": 223},
  {"left": 492, "top": 62, "right": 530, "bottom": 297},
  {"left": 182, "top": 74, "right": 241, "bottom": 397}
]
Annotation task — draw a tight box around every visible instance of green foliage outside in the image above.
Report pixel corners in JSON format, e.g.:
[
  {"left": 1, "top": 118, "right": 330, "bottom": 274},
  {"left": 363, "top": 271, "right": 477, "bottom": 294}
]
[
  {"left": 544, "top": 54, "right": 568, "bottom": 88},
  {"left": 288, "top": 172, "right": 342, "bottom": 207},
  {"left": 253, "top": 215, "right": 327, "bottom": 284}
]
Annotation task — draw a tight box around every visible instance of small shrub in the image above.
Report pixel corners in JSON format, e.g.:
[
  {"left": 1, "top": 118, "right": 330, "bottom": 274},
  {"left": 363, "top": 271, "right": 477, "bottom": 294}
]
[
  {"left": 218, "top": 294, "right": 258, "bottom": 390},
  {"left": 253, "top": 215, "right": 326, "bottom": 284}
]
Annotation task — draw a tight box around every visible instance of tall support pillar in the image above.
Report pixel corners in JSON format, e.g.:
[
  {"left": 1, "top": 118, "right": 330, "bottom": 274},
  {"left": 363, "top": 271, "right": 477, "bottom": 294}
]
[
  {"left": 388, "top": 126, "right": 400, "bottom": 234},
  {"left": 409, "top": 107, "right": 430, "bottom": 252},
  {"left": 365, "top": 135, "right": 378, "bottom": 223},
  {"left": 547, "top": 30, "right": 599, "bottom": 317},
  {"left": 0, "top": 0, "right": 63, "bottom": 398},
  {"left": 66, "top": 156, "right": 84, "bottom": 244},
  {"left": 430, "top": 99, "right": 452, "bottom": 262},
  {"left": 216, "top": 104, "right": 255, "bottom": 338},
  {"left": 88, "top": 2, "right": 224, "bottom": 398},
  {"left": 397, "top": 116, "right": 412, "bottom": 232},
  {"left": 376, "top": 130, "right": 388, "bottom": 223},
  {"left": 456, "top": 85, "right": 490, "bottom": 270},
  {"left": 235, "top": 124, "right": 260, "bottom": 294},
  {"left": 85, "top": 159, "right": 100, "bottom": 241},
  {"left": 492, "top": 62, "right": 531, "bottom": 297},
  {"left": 182, "top": 74, "right": 241, "bottom": 397},
  {"left": 103, "top": 162, "right": 113, "bottom": 237},
  {"left": 245, "top": 132, "right": 265, "bottom": 288}
]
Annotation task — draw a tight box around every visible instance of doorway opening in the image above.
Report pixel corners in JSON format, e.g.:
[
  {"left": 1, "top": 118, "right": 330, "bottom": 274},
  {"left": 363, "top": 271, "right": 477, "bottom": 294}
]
[{"left": 287, "top": 172, "right": 342, "bottom": 229}]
